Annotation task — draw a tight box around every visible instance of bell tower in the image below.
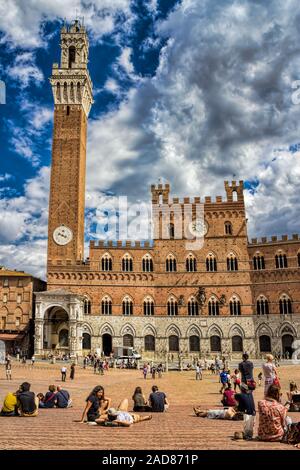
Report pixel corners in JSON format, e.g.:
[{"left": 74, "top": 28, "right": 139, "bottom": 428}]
[{"left": 47, "top": 20, "right": 93, "bottom": 268}]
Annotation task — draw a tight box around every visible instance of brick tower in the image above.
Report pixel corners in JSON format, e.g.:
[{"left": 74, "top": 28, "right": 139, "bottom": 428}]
[{"left": 47, "top": 20, "right": 93, "bottom": 268}]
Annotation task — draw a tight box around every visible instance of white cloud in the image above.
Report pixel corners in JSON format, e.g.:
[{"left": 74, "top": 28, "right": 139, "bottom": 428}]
[
  {"left": 7, "top": 52, "right": 44, "bottom": 88},
  {"left": 0, "top": 0, "right": 133, "bottom": 49},
  {"left": 118, "top": 47, "right": 134, "bottom": 75}
]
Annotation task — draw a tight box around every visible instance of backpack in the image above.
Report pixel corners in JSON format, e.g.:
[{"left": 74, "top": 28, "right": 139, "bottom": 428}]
[{"left": 286, "top": 422, "right": 300, "bottom": 444}]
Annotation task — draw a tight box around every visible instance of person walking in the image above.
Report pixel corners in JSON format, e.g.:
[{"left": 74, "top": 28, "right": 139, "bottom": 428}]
[
  {"left": 70, "top": 363, "right": 76, "bottom": 380},
  {"left": 61, "top": 365, "right": 67, "bottom": 382},
  {"left": 262, "top": 354, "right": 277, "bottom": 397},
  {"left": 5, "top": 361, "right": 12, "bottom": 380},
  {"left": 238, "top": 353, "right": 254, "bottom": 387}
]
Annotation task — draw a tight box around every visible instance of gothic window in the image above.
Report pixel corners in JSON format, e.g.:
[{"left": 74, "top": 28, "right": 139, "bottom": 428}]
[
  {"left": 68, "top": 46, "right": 76, "bottom": 68},
  {"left": 169, "top": 335, "right": 179, "bottom": 352},
  {"left": 101, "top": 296, "right": 112, "bottom": 315},
  {"left": 123, "top": 334, "right": 133, "bottom": 347},
  {"left": 208, "top": 297, "right": 220, "bottom": 316},
  {"left": 143, "top": 297, "right": 154, "bottom": 316},
  {"left": 279, "top": 295, "right": 292, "bottom": 315},
  {"left": 63, "top": 82, "right": 68, "bottom": 101},
  {"left": 210, "top": 335, "right": 221, "bottom": 352},
  {"left": 257, "top": 296, "right": 269, "bottom": 315},
  {"left": 232, "top": 335, "right": 243, "bottom": 352},
  {"left": 77, "top": 82, "right": 81, "bottom": 101},
  {"left": 167, "top": 297, "right": 178, "bottom": 316},
  {"left": 122, "top": 254, "right": 133, "bottom": 272},
  {"left": 169, "top": 223, "right": 175, "bottom": 239},
  {"left": 253, "top": 254, "right": 265, "bottom": 270},
  {"left": 83, "top": 297, "right": 91, "bottom": 315},
  {"left": 3, "top": 278, "right": 8, "bottom": 287},
  {"left": 232, "top": 191, "right": 238, "bottom": 202},
  {"left": 82, "top": 333, "right": 91, "bottom": 350},
  {"left": 189, "top": 335, "right": 200, "bottom": 352},
  {"left": 275, "top": 253, "right": 288, "bottom": 269},
  {"left": 142, "top": 254, "right": 153, "bottom": 272},
  {"left": 56, "top": 83, "right": 61, "bottom": 102},
  {"left": 230, "top": 297, "right": 241, "bottom": 316},
  {"left": 166, "top": 254, "right": 177, "bottom": 272},
  {"left": 225, "top": 221, "right": 232, "bottom": 235},
  {"left": 206, "top": 253, "right": 217, "bottom": 272},
  {"left": 70, "top": 82, "right": 74, "bottom": 102},
  {"left": 227, "top": 253, "right": 238, "bottom": 271},
  {"left": 259, "top": 335, "right": 271, "bottom": 353},
  {"left": 188, "top": 297, "right": 199, "bottom": 316},
  {"left": 145, "top": 335, "right": 155, "bottom": 351},
  {"left": 102, "top": 253, "right": 112, "bottom": 271},
  {"left": 186, "top": 254, "right": 197, "bottom": 272},
  {"left": 122, "top": 296, "right": 133, "bottom": 315}
]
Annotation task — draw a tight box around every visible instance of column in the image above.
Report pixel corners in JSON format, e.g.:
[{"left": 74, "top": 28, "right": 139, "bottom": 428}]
[{"left": 34, "top": 321, "right": 44, "bottom": 356}]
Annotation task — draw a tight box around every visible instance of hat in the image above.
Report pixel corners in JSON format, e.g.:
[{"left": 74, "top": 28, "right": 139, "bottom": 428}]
[
  {"left": 240, "top": 382, "right": 249, "bottom": 391},
  {"left": 107, "top": 407, "right": 118, "bottom": 416}
]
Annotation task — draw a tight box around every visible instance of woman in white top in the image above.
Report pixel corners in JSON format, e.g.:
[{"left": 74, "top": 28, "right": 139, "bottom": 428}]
[{"left": 262, "top": 354, "right": 277, "bottom": 397}]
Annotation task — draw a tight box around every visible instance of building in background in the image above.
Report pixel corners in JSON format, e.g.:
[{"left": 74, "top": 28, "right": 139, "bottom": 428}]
[
  {"left": 33, "top": 20, "right": 300, "bottom": 361},
  {"left": 0, "top": 267, "right": 46, "bottom": 356}
]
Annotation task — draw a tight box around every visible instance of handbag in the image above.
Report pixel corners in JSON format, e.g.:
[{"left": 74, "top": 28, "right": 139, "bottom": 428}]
[{"left": 246, "top": 379, "right": 256, "bottom": 391}]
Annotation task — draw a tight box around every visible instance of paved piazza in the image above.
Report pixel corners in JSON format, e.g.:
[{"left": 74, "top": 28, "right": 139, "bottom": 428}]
[{"left": 0, "top": 362, "right": 300, "bottom": 450}]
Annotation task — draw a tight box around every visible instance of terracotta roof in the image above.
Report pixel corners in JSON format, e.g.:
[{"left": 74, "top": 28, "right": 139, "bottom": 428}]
[{"left": 0, "top": 266, "right": 43, "bottom": 279}]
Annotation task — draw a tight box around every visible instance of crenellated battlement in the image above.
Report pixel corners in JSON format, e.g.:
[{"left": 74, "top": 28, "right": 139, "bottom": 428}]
[
  {"left": 249, "top": 234, "right": 299, "bottom": 245},
  {"left": 89, "top": 240, "right": 153, "bottom": 249}
]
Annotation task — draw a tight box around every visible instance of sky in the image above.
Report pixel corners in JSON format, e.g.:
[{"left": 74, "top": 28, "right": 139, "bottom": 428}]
[{"left": 1, "top": 0, "right": 300, "bottom": 280}]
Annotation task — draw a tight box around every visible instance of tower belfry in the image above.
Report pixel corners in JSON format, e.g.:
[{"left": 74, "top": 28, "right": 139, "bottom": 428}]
[{"left": 47, "top": 20, "right": 93, "bottom": 269}]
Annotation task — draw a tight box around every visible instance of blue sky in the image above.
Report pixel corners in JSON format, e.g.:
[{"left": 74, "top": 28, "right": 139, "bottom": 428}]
[{"left": 1, "top": 0, "right": 300, "bottom": 279}]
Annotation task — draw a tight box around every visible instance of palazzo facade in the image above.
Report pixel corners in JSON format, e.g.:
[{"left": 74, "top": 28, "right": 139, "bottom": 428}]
[{"left": 34, "top": 21, "right": 300, "bottom": 361}]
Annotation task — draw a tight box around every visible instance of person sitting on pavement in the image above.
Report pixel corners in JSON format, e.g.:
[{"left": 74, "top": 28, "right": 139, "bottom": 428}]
[
  {"left": 258, "top": 384, "right": 291, "bottom": 442},
  {"left": 221, "top": 383, "right": 237, "bottom": 408},
  {"left": 234, "top": 382, "right": 256, "bottom": 416},
  {"left": 148, "top": 385, "right": 169, "bottom": 412},
  {"left": 132, "top": 387, "right": 152, "bottom": 412},
  {"left": 16, "top": 382, "right": 38, "bottom": 417},
  {"left": 38, "top": 385, "right": 57, "bottom": 408},
  {"left": 56, "top": 386, "right": 71, "bottom": 408},
  {"left": 0, "top": 391, "right": 18, "bottom": 416},
  {"left": 95, "top": 399, "right": 152, "bottom": 427},
  {"left": 79, "top": 385, "right": 111, "bottom": 423}
]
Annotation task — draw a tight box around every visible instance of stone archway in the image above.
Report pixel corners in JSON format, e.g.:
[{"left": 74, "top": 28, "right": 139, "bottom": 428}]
[
  {"left": 102, "top": 334, "right": 112, "bottom": 356},
  {"left": 44, "top": 306, "right": 69, "bottom": 352}
]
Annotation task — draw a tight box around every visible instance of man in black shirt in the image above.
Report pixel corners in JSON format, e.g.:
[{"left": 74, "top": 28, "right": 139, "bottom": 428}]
[
  {"left": 17, "top": 382, "right": 38, "bottom": 417},
  {"left": 149, "top": 385, "right": 169, "bottom": 412},
  {"left": 238, "top": 353, "right": 254, "bottom": 384}
]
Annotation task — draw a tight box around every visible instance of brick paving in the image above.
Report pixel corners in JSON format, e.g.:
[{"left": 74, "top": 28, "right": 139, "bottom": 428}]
[{"left": 0, "top": 362, "right": 300, "bottom": 450}]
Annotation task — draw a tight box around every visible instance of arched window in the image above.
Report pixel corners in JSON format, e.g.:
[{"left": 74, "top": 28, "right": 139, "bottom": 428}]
[
  {"left": 279, "top": 295, "right": 292, "bottom": 315},
  {"left": 83, "top": 297, "right": 91, "bottom": 315},
  {"left": 253, "top": 254, "right": 265, "bottom": 270},
  {"left": 225, "top": 221, "right": 232, "bottom": 235},
  {"left": 101, "top": 296, "right": 112, "bottom": 315},
  {"left": 145, "top": 335, "right": 155, "bottom": 351},
  {"left": 259, "top": 335, "right": 271, "bottom": 353},
  {"left": 188, "top": 297, "right": 199, "bottom": 316},
  {"left": 232, "top": 190, "right": 238, "bottom": 202},
  {"left": 169, "top": 335, "right": 179, "bottom": 352},
  {"left": 208, "top": 297, "right": 219, "bottom": 316},
  {"left": 186, "top": 254, "right": 197, "bottom": 272},
  {"left": 123, "top": 334, "right": 134, "bottom": 347},
  {"left": 298, "top": 252, "right": 300, "bottom": 267},
  {"left": 142, "top": 254, "right": 153, "bottom": 272},
  {"left": 56, "top": 83, "right": 61, "bottom": 102},
  {"left": 122, "top": 254, "right": 133, "bottom": 272},
  {"left": 102, "top": 253, "right": 112, "bottom": 271},
  {"left": 227, "top": 253, "right": 238, "bottom": 271},
  {"left": 230, "top": 297, "right": 241, "bottom": 316},
  {"left": 82, "top": 333, "right": 91, "bottom": 350},
  {"left": 206, "top": 253, "right": 217, "bottom": 272},
  {"left": 122, "top": 296, "right": 133, "bottom": 315},
  {"left": 167, "top": 297, "right": 178, "bottom": 316},
  {"left": 210, "top": 335, "right": 221, "bottom": 352},
  {"left": 68, "top": 45, "right": 76, "bottom": 68},
  {"left": 143, "top": 297, "right": 154, "bottom": 316},
  {"left": 189, "top": 335, "right": 200, "bottom": 352},
  {"left": 166, "top": 254, "right": 177, "bottom": 272},
  {"left": 257, "top": 296, "right": 269, "bottom": 315},
  {"left": 275, "top": 252, "right": 288, "bottom": 269},
  {"left": 232, "top": 335, "right": 243, "bottom": 352}
]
